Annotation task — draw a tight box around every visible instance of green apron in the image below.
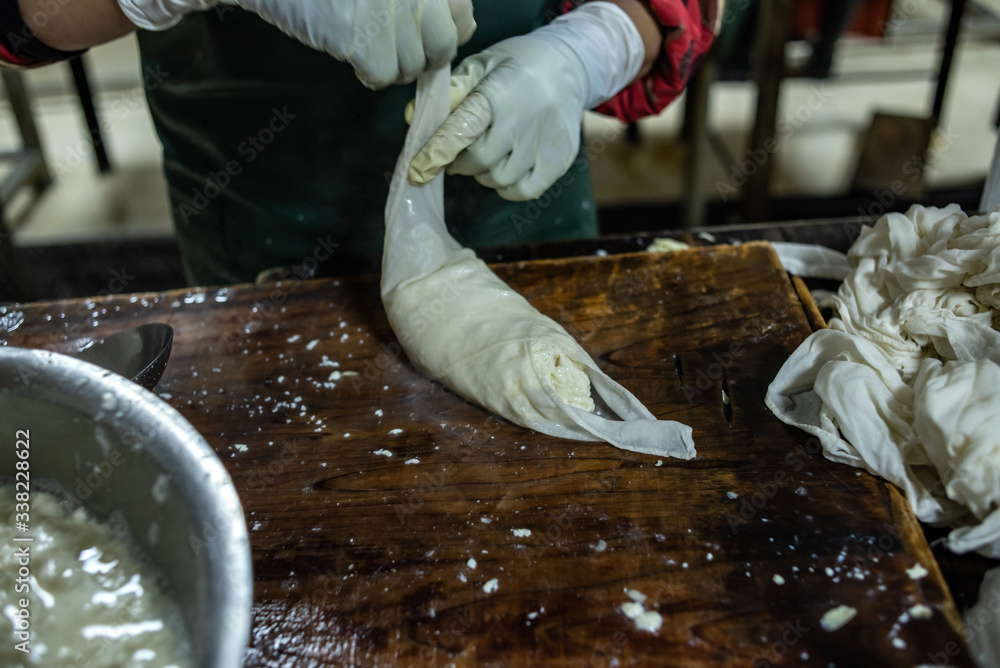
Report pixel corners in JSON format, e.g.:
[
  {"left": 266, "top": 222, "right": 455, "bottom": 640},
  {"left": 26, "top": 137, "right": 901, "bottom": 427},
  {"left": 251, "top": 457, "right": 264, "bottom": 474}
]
[{"left": 137, "top": 2, "right": 599, "bottom": 286}]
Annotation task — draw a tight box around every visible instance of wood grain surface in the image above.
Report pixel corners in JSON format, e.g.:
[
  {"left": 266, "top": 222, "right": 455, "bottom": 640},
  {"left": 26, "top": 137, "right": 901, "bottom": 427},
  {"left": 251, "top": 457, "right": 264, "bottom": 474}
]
[{"left": 0, "top": 242, "right": 972, "bottom": 667}]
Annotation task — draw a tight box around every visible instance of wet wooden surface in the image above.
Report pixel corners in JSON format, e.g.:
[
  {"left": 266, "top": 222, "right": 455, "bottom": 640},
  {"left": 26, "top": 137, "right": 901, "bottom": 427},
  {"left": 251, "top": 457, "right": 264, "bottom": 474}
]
[{"left": 1, "top": 242, "right": 972, "bottom": 667}]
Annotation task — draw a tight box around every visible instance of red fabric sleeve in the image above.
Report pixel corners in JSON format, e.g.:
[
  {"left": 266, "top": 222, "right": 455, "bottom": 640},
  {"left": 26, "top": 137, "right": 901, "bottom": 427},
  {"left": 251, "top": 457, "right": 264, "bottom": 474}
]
[{"left": 562, "top": 0, "right": 718, "bottom": 124}]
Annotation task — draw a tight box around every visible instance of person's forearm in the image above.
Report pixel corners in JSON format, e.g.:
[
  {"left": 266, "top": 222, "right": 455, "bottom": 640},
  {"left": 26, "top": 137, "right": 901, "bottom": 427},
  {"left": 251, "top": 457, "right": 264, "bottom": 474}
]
[
  {"left": 598, "top": 0, "right": 661, "bottom": 79},
  {"left": 18, "top": 0, "right": 136, "bottom": 51}
]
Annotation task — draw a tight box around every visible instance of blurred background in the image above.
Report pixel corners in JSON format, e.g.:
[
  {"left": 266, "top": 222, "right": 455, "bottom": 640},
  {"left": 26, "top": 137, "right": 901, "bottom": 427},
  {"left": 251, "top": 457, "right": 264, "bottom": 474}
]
[{"left": 1, "top": 0, "right": 999, "bottom": 297}]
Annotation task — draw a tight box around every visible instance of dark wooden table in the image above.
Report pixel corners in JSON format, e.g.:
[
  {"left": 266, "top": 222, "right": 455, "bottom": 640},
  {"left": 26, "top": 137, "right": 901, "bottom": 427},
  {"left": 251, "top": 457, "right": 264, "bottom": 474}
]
[{"left": 1, "top": 242, "right": 975, "bottom": 666}]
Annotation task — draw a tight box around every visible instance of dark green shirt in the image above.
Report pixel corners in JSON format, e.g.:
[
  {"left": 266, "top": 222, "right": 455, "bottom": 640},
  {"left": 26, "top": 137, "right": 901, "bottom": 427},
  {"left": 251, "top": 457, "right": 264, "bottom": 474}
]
[{"left": 137, "top": 2, "right": 598, "bottom": 286}]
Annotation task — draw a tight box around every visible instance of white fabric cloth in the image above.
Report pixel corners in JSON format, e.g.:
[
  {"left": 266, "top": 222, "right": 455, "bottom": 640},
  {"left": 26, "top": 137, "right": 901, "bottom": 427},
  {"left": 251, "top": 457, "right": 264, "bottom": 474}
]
[
  {"left": 770, "top": 241, "right": 852, "bottom": 281},
  {"left": 381, "top": 67, "right": 695, "bottom": 460},
  {"left": 766, "top": 204, "right": 1000, "bottom": 557}
]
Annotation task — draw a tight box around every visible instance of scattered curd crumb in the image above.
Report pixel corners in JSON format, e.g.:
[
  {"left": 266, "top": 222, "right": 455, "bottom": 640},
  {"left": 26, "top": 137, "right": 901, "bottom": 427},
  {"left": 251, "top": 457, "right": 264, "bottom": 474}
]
[
  {"left": 706, "top": 553, "right": 714, "bottom": 561},
  {"left": 287, "top": 335, "right": 301, "bottom": 343},
  {"left": 527, "top": 611, "right": 539, "bottom": 620},
  {"left": 726, "top": 491, "right": 738, "bottom": 500},
  {"left": 277, "top": 376, "right": 285, "bottom": 383},
  {"left": 626, "top": 590, "right": 646, "bottom": 603},
  {"left": 892, "top": 638, "right": 906, "bottom": 649},
  {"left": 234, "top": 443, "right": 248, "bottom": 452},
  {"left": 906, "top": 563, "right": 929, "bottom": 580},
  {"left": 909, "top": 604, "right": 933, "bottom": 620},
  {"left": 458, "top": 573, "right": 467, "bottom": 583},
  {"left": 655, "top": 460, "right": 663, "bottom": 467},
  {"left": 467, "top": 558, "right": 477, "bottom": 569},
  {"left": 389, "top": 428, "right": 403, "bottom": 436},
  {"left": 344, "top": 433, "right": 351, "bottom": 438},
  {"left": 511, "top": 529, "right": 531, "bottom": 538},
  {"left": 480, "top": 517, "right": 492, "bottom": 524},
  {"left": 634, "top": 611, "right": 663, "bottom": 633},
  {"left": 620, "top": 601, "right": 644, "bottom": 618},
  {"left": 772, "top": 574, "right": 785, "bottom": 585},
  {"left": 482, "top": 578, "right": 499, "bottom": 594},
  {"left": 375, "top": 409, "right": 384, "bottom": 417},
  {"left": 592, "top": 540, "right": 607, "bottom": 552},
  {"left": 820, "top": 605, "right": 857, "bottom": 631},
  {"left": 306, "top": 339, "right": 320, "bottom": 350},
  {"left": 328, "top": 371, "right": 342, "bottom": 381},
  {"left": 373, "top": 449, "right": 393, "bottom": 457},
  {"left": 405, "top": 458, "right": 420, "bottom": 465},
  {"left": 620, "top": 595, "right": 662, "bottom": 633}
]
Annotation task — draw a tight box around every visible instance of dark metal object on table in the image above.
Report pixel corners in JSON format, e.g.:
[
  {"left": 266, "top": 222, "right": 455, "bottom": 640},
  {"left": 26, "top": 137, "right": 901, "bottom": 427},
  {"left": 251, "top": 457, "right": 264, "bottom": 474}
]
[{"left": 72, "top": 323, "right": 174, "bottom": 391}]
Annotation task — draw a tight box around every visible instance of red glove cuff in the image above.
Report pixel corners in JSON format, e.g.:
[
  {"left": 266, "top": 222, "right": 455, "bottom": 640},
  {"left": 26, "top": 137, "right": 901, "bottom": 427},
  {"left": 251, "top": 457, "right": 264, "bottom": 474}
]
[{"left": 561, "top": 0, "right": 717, "bottom": 123}]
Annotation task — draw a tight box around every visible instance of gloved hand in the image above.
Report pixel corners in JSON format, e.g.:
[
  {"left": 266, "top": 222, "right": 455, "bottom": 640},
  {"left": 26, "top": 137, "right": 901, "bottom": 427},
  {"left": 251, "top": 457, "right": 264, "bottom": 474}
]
[
  {"left": 116, "top": 0, "right": 476, "bottom": 89},
  {"left": 407, "top": 1, "right": 645, "bottom": 201}
]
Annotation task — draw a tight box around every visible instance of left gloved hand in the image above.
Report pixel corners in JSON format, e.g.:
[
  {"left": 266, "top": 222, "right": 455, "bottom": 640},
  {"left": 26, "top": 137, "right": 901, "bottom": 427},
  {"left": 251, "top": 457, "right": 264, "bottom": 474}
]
[
  {"left": 116, "top": 0, "right": 476, "bottom": 89},
  {"left": 407, "top": 1, "right": 645, "bottom": 201}
]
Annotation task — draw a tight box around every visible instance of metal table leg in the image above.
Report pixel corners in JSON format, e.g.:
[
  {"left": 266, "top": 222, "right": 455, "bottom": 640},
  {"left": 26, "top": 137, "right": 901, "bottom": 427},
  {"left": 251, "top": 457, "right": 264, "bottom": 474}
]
[
  {"left": 69, "top": 55, "right": 112, "bottom": 174},
  {"left": 682, "top": 54, "right": 715, "bottom": 229},
  {"left": 743, "top": 0, "right": 792, "bottom": 223}
]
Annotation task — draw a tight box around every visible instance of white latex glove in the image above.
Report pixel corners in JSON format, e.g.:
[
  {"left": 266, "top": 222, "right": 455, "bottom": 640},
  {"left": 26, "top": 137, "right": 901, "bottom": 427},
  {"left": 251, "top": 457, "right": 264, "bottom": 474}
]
[
  {"left": 116, "top": 0, "right": 476, "bottom": 89},
  {"left": 407, "top": 1, "right": 645, "bottom": 201}
]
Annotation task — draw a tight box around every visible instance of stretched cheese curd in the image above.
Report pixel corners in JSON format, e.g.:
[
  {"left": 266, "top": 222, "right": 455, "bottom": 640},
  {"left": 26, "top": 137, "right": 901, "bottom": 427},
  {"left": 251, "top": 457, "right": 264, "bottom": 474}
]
[{"left": 0, "top": 486, "right": 191, "bottom": 667}]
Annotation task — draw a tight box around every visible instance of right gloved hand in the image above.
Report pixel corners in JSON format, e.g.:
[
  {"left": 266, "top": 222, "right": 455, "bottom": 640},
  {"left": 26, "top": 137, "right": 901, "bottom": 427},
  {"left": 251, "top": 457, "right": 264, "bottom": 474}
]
[{"left": 116, "top": 0, "right": 476, "bottom": 89}]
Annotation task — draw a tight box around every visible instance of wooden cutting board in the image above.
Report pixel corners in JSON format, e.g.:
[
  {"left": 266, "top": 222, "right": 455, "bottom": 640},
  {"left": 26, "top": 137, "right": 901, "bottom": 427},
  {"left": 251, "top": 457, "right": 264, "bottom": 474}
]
[{"left": 1, "top": 242, "right": 972, "bottom": 667}]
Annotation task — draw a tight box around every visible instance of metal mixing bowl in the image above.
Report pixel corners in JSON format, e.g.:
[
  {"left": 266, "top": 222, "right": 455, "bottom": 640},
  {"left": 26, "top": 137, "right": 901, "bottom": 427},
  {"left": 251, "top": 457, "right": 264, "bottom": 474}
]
[{"left": 0, "top": 347, "right": 252, "bottom": 667}]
